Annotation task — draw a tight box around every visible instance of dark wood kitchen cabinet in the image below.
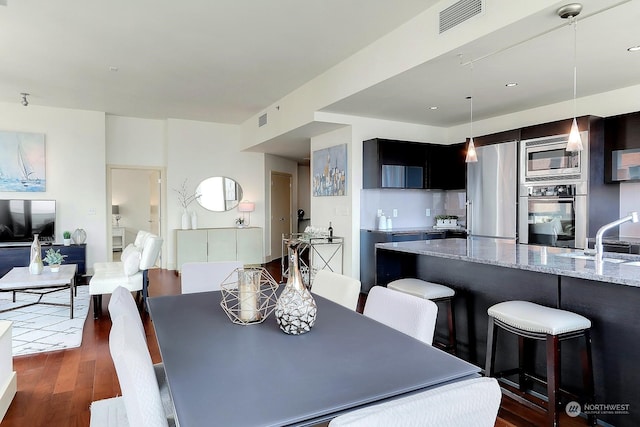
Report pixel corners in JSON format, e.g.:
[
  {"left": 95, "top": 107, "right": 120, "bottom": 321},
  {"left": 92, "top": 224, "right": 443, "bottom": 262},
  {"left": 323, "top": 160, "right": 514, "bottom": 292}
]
[
  {"left": 363, "top": 139, "right": 429, "bottom": 189},
  {"left": 428, "top": 142, "right": 466, "bottom": 190},
  {"left": 363, "top": 139, "right": 465, "bottom": 190},
  {"left": 360, "top": 229, "right": 446, "bottom": 293},
  {"left": 604, "top": 111, "right": 640, "bottom": 182}
]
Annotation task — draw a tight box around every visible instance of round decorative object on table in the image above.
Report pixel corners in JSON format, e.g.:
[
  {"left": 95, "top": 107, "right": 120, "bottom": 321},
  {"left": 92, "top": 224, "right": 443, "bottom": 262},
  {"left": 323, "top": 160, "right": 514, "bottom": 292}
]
[
  {"left": 72, "top": 228, "right": 87, "bottom": 245},
  {"left": 275, "top": 239, "right": 317, "bottom": 335},
  {"left": 220, "top": 267, "right": 279, "bottom": 325},
  {"left": 29, "top": 234, "right": 43, "bottom": 275},
  {"left": 50, "top": 265, "right": 60, "bottom": 273}
]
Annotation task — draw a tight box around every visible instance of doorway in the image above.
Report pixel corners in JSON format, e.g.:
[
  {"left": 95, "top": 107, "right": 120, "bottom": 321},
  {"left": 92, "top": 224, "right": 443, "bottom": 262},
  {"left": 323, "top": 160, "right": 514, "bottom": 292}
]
[
  {"left": 108, "top": 167, "right": 163, "bottom": 263},
  {"left": 270, "top": 172, "right": 292, "bottom": 262}
]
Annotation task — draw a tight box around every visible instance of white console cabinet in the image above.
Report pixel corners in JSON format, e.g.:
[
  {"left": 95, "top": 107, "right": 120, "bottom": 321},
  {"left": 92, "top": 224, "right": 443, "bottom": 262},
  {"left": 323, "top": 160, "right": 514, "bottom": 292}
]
[{"left": 176, "top": 227, "right": 263, "bottom": 272}]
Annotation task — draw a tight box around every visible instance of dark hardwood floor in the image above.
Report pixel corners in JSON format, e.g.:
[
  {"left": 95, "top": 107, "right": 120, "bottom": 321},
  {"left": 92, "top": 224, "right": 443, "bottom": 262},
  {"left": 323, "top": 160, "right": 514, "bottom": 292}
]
[{"left": 1, "top": 262, "right": 595, "bottom": 426}]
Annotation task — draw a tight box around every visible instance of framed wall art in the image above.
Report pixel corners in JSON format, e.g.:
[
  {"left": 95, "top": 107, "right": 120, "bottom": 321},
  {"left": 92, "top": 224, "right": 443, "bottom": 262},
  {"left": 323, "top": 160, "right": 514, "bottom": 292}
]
[
  {"left": 312, "top": 143, "right": 347, "bottom": 197},
  {"left": 0, "top": 130, "right": 46, "bottom": 192}
]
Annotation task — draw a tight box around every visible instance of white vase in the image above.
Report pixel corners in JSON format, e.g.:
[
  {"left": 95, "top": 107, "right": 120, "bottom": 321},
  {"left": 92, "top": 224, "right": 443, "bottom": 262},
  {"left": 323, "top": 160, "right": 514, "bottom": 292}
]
[
  {"left": 29, "top": 234, "right": 43, "bottom": 275},
  {"left": 63, "top": 238, "right": 71, "bottom": 247},
  {"left": 181, "top": 210, "right": 191, "bottom": 230},
  {"left": 191, "top": 211, "right": 197, "bottom": 229}
]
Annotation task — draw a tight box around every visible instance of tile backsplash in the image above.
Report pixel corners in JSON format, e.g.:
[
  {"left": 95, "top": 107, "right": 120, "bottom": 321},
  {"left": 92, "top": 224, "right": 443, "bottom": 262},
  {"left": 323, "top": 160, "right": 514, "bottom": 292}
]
[{"left": 360, "top": 189, "right": 466, "bottom": 230}]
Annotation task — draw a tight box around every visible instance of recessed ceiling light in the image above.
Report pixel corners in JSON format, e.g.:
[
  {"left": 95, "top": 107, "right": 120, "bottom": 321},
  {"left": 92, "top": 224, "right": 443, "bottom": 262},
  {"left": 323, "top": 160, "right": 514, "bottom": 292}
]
[
  {"left": 505, "top": 82, "right": 518, "bottom": 87},
  {"left": 628, "top": 46, "right": 640, "bottom": 52},
  {"left": 109, "top": 66, "right": 119, "bottom": 72},
  {"left": 428, "top": 106, "right": 438, "bottom": 110}
]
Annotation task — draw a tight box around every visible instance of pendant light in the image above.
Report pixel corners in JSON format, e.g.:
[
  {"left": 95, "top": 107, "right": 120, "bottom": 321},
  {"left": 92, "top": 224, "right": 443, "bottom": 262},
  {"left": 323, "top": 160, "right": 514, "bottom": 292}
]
[
  {"left": 465, "top": 62, "right": 478, "bottom": 163},
  {"left": 558, "top": 3, "right": 583, "bottom": 152}
]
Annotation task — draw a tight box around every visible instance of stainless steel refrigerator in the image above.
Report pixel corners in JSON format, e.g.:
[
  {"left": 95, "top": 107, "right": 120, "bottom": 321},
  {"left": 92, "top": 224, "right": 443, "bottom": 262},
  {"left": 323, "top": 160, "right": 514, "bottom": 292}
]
[{"left": 466, "top": 141, "right": 517, "bottom": 240}]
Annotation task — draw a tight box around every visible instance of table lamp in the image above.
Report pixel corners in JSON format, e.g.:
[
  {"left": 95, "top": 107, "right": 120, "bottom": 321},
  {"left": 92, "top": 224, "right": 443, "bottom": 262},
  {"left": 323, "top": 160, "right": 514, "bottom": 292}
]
[
  {"left": 112, "top": 205, "right": 121, "bottom": 226},
  {"left": 238, "top": 201, "right": 255, "bottom": 227}
]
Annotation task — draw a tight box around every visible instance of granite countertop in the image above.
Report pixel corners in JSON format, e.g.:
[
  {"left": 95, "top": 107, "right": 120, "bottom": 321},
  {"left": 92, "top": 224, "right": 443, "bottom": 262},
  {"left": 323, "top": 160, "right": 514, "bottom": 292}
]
[
  {"left": 362, "top": 227, "right": 466, "bottom": 234},
  {"left": 376, "top": 237, "right": 640, "bottom": 288}
]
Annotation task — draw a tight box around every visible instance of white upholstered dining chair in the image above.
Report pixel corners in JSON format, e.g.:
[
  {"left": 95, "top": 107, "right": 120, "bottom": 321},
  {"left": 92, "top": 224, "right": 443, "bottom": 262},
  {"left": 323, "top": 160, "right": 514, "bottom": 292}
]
[
  {"left": 311, "top": 270, "right": 361, "bottom": 311},
  {"left": 108, "top": 315, "right": 175, "bottom": 427},
  {"left": 328, "top": 377, "right": 501, "bottom": 427},
  {"left": 363, "top": 286, "right": 438, "bottom": 345},
  {"left": 106, "top": 287, "right": 173, "bottom": 425},
  {"left": 180, "top": 261, "right": 242, "bottom": 294}
]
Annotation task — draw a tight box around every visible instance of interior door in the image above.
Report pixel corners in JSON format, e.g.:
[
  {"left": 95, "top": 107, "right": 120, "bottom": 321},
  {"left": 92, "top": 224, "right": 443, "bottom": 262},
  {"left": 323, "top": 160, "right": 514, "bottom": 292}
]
[{"left": 270, "top": 172, "right": 292, "bottom": 261}]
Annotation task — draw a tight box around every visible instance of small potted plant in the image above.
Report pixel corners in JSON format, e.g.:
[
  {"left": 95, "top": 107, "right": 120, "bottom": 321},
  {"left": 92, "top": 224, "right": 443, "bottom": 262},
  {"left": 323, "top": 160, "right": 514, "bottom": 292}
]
[
  {"left": 63, "top": 231, "right": 72, "bottom": 246},
  {"left": 435, "top": 215, "right": 459, "bottom": 228},
  {"left": 43, "top": 248, "right": 68, "bottom": 273},
  {"left": 235, "top": 217, "right": 246, "bottom": 228}
]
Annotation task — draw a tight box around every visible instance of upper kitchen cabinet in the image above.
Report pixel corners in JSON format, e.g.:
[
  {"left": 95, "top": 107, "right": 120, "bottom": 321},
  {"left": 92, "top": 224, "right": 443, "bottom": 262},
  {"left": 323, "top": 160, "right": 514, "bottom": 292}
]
[
  {"left": 604, "top": 111, "right": 640, "bottom": 183},
  {"left": 363, "top": 139, "right": 465, "bottom": 190},
  {"left": 363, "top": 139, "right": 428, "bottom": 189},
  {"left": 428, "top": 143, "right": 466, "bottom": 190}
]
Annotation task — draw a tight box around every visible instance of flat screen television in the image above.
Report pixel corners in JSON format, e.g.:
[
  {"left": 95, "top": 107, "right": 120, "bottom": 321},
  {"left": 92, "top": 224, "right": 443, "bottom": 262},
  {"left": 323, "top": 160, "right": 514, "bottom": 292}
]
[{"left": 0, "top": 199, "right": 56, "bottom": 243}]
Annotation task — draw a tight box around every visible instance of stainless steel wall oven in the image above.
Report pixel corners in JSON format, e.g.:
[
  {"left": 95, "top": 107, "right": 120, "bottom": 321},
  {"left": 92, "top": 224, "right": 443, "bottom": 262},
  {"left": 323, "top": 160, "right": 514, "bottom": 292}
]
[
  {"left": 519, "top": 131, "right": 589, "bottom": 249},
  {"left": 519, "top": 184, "right": 586, "bottom": 248}
]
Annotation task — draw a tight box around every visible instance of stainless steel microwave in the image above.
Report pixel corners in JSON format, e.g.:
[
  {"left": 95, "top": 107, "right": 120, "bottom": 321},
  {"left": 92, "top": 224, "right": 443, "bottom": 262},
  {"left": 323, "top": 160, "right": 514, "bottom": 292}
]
[{"left": 520, "top": 132, "right": 588, "bottom": 184}]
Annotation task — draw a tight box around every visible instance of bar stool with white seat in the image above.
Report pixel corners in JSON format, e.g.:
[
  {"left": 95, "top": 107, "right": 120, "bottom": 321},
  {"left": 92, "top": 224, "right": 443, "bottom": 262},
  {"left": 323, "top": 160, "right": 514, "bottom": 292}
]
[
  {"left": 387, "top": 278, "right": 456, "bottom": 353},
  {"left": 485, "top": 300, "right": 596, "bottom": 427}
]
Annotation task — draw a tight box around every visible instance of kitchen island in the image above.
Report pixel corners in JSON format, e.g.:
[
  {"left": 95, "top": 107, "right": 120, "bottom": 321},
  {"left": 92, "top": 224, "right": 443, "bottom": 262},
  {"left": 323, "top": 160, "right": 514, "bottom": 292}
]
[{"left": 375, "top": 238, "right": 640, "bottom": 427}]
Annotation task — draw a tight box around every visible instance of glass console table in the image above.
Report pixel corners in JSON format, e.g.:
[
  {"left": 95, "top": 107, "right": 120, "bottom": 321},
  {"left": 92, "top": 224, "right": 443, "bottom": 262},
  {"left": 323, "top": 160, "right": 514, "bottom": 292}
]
[{"left": 281, "top": 233, "right": 344, "bottom": 287}]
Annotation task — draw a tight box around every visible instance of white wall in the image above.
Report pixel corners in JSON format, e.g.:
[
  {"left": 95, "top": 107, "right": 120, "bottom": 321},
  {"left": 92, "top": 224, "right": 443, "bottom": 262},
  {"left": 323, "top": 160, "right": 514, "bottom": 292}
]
[
  {"left": 0, "top": 102, "right": 107, "bottom": 271},
  {"left": 165, "top": 119, "right": 265, "bottom": 270},
  {"left": 297, "top": 165, "right": 311, "bottom": 220}
]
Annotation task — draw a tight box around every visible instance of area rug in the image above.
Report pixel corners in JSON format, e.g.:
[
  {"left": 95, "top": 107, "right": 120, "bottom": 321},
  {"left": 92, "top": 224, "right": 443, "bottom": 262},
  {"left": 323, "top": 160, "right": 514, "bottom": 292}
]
[{"left": 0, "top": 285, "right": 90, "bottom": 356}]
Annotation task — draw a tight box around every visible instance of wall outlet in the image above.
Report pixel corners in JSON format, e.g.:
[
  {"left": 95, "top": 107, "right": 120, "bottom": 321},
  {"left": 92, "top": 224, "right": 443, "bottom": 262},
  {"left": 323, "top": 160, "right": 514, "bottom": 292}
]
[
  {"left": 425, "top": 208, "right": 431, "bottom": 217},
  {"left": 393, "top": 209, "right": 398, "bottom": 217}
]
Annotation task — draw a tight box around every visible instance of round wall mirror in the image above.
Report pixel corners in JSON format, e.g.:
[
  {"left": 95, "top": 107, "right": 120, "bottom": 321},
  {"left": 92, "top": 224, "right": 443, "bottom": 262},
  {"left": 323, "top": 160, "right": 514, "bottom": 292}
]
[{"left": 195, "top": 177, "right": 243, "bottom": 212}]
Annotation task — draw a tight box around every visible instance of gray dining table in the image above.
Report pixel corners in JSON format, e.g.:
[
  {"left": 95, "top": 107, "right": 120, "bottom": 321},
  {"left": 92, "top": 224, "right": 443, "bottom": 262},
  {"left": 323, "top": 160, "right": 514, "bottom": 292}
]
[{"left": 148, "top": 291, "right": 480, "bottom": 427}]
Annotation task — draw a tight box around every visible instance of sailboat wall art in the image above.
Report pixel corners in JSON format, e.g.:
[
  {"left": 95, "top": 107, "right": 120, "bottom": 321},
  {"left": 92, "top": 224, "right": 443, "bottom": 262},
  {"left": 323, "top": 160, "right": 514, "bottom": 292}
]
[{"left": 0, "top": 130, "right": 46, "bottom": 192}]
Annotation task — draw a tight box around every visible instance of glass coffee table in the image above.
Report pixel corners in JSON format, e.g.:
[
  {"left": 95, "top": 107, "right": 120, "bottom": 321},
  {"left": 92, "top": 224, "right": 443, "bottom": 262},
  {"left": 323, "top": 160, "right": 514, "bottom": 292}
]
[{"left": 0, "top": 264, "right": 78, "bottom": 318}]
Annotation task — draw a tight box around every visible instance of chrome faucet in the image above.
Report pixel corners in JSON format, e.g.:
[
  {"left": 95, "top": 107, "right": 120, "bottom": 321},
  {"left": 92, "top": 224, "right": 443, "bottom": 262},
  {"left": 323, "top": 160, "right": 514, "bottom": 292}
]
[{"left": 594, "top": 212, "right": 639, "bottom": 272}]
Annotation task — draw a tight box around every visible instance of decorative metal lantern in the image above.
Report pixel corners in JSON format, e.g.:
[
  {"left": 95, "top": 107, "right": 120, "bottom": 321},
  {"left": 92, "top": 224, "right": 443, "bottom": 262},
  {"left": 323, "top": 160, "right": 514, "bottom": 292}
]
[{"left": 220, "top": 267, "right": 279, "bottom": 325}]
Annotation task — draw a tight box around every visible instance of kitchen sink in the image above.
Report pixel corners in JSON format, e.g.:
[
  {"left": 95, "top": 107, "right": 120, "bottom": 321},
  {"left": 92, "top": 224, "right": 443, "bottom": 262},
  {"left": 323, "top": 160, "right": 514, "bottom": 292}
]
[{"left": 555, "top": 253, "right": 626, "bottom": 263}]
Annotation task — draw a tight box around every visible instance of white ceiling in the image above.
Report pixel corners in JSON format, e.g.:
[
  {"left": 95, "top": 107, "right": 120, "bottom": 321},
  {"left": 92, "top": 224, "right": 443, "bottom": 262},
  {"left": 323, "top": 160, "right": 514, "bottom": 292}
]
[
  {"left": 0, "top": 0, "right": 438, "bottom": 123},
  {"left": 323, "top": 0, "right": 640, "bottom": 128},
  {"left": 0, "top": 0, "right": 638, "bottom": 162}
]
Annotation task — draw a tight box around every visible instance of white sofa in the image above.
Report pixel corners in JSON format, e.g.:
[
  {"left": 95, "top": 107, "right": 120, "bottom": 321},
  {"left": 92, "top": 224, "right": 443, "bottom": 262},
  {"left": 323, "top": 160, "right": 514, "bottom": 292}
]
[{"left": 90, "top": 231, "right": 163, "bottom": 319}]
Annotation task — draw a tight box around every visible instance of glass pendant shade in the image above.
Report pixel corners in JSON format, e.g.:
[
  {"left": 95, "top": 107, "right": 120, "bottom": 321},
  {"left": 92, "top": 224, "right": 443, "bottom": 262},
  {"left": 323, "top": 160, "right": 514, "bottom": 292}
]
[
  {"left": 465, "top": 138, "right": 478, "bottom": 163},
  {"left": 566, "top": 118, "right": 583, "bottom": 152}
]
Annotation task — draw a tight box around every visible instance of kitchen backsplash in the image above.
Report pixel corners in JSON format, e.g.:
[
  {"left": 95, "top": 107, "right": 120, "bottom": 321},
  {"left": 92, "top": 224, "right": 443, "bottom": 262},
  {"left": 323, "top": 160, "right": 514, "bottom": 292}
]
[{"left": 360, "top": 189, "right": 466, "bottom": 229}]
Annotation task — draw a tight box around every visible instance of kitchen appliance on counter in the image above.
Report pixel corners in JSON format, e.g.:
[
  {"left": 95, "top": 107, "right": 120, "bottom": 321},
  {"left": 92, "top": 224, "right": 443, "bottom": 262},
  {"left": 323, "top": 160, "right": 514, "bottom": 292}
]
[{"left": 466, "top": 141, "right": 517, "bottom": 240}]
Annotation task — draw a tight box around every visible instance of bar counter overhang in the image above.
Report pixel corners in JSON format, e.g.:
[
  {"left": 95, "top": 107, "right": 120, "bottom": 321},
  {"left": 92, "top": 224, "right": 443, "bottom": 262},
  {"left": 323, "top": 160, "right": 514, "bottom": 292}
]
[{"left": 375, "top": 237, "right": 640, "bottom": 427}]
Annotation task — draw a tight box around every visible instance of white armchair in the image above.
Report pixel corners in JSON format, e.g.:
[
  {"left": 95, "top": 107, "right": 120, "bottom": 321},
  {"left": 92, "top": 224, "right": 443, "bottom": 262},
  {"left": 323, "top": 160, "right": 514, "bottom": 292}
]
[{"left": 89, "top": 232, "right": 163, "bottom": 318}]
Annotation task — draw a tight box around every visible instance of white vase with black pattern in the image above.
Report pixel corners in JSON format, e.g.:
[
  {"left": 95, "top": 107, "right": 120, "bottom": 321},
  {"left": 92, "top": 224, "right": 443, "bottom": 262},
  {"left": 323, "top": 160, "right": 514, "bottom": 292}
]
[{"left": 275, "top": 240, "right": 317, "bottom": 335}]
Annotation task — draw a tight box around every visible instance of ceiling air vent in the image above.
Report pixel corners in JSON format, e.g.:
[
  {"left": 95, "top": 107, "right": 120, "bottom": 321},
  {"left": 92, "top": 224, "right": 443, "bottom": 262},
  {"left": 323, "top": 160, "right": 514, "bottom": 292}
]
[
  {"left": 439, "top": 0, "right": 483, "bottom": 34},
  {"left": 258, "top": 113, "right": 267, "bottom": 127}
]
